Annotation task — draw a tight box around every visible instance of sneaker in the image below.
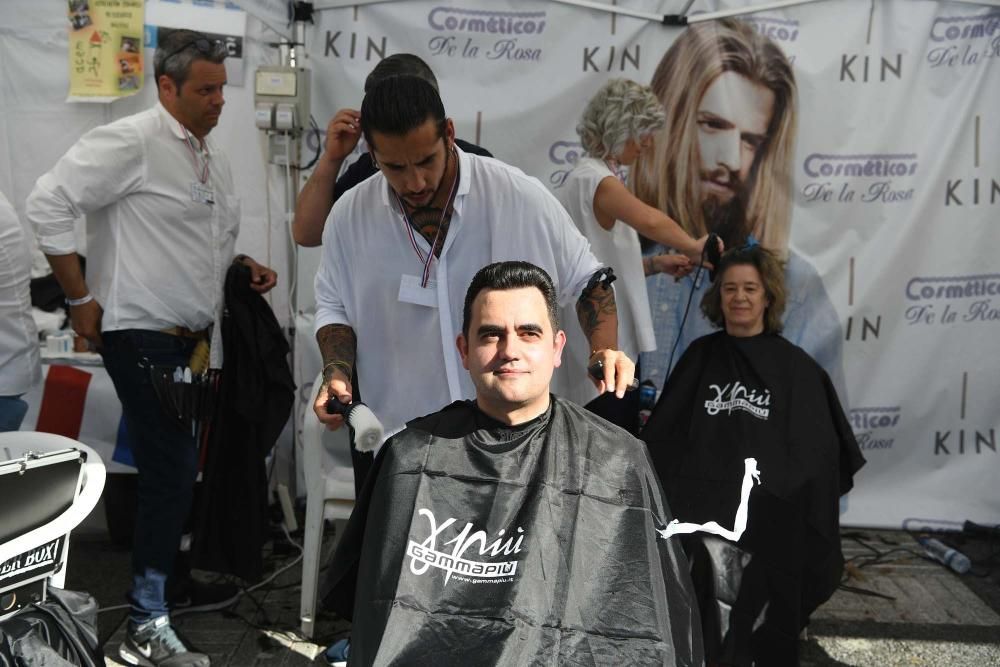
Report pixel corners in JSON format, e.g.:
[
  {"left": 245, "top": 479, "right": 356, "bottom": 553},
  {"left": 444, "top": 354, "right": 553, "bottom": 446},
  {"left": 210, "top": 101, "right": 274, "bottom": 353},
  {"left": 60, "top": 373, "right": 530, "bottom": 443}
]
[
  {"left": 324, "top": 638, "right": 350, "bottom": 667},
  {"left": 119, "top": 615, "right": 210, "bottom": 667},
  {"left": 168, "top": 578, "right": 241, "bottom": 616}
]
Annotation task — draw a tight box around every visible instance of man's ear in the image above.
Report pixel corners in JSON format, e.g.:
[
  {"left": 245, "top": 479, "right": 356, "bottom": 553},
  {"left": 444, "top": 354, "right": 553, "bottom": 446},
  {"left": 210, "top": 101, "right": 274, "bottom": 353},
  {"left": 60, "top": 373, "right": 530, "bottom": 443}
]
[
  {"left": 552, "top": 329, "right": 567, "bottom": 369},
  {"left": 456, "top": 333, "right": 470, "bottom": 370},
  {"left": 158, "top": 74, "right": 177, "bottom": 100},
  {"left": 445, "top": 118, "right": 456, "bottom": 148}
]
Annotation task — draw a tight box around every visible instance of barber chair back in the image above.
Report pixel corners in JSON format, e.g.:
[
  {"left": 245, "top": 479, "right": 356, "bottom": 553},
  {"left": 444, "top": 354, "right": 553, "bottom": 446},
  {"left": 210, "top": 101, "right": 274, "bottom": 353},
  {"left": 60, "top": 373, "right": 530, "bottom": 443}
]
[{"left": 299, "top": 372, "right": 355, "bottom": 638}]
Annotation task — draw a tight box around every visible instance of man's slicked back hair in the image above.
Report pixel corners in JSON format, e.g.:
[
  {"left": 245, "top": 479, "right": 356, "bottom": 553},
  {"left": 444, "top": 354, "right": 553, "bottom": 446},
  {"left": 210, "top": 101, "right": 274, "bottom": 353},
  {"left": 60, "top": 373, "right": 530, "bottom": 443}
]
[
  {"left": 360, "top": 75, "right": 446, "bottom": 150},
  {"left": 364, "top": 54, "right": 438, "bottom": 94},
  {"left": 462, "top": 261, "right": 560, "bottom": 337}
]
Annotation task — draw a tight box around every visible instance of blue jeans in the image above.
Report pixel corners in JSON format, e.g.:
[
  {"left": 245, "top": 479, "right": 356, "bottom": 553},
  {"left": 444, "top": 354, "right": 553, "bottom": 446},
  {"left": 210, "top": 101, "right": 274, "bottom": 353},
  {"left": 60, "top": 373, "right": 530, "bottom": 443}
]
[
  {"left": 0, "top": 395, "right": 28, "bottom": 432},
  {"left": 100, "top": 330, "right": 198, "bottom": 624}
]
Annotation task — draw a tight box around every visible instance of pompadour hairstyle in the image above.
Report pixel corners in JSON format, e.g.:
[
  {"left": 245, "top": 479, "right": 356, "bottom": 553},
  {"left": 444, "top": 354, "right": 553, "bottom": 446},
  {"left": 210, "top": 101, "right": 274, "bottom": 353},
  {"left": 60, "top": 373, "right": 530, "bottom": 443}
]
[{"left": 462, "top": 261, "right": 560, "bottom": 337}]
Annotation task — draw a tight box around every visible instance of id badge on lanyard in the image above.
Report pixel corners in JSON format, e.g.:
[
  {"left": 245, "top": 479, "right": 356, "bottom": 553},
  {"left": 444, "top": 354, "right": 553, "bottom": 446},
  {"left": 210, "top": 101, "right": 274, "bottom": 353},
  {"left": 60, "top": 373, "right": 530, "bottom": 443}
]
[
  {"left": 399, "top": 274, "right": 438, "bottom": 308},
  {"left": 191, "top": 182, "right": 215, "bottom": 205}
]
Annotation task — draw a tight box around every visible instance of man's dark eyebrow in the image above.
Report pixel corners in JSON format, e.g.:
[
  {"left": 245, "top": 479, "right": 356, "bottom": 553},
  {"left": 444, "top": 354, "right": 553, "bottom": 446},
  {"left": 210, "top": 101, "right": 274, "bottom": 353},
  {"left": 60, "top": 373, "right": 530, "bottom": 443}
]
[
  {"left": 475, "top": 323, "right": 544, "bottom": 336},
  {"left": 415, "top": 151, "right": 438, "bottom": 166},
  {"left": 477, "top": 324, "right": 505, "bottom": 336},
  {"left": 384, "top": 149, "right": 438, "bottom": 170},
  {"left": 697, "top": 110, "right": 733, "bottom": 128},
  {"left": 699, "top": 110, "right": 767, "bottom": 144}
]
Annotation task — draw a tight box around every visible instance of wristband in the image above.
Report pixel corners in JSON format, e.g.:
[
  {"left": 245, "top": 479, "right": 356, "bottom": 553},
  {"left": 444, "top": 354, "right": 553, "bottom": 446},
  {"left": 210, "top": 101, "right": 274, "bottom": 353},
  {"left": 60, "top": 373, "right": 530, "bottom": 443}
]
[{"left": 66, "top": 294, "right": 94, "bottom": 307}]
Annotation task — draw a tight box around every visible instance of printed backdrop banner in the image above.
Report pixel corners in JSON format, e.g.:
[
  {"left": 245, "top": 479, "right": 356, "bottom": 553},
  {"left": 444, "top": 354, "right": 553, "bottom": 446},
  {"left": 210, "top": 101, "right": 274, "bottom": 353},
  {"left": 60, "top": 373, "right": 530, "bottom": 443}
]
[
  {"left": 288, "top": 0, "right": 999, "bottom": 529},
  {"left": 2, "top": 0, "right": 997, "bottom": 529},
  {"left": 67, "top": 0, "right": 144, "bottom": 101}
]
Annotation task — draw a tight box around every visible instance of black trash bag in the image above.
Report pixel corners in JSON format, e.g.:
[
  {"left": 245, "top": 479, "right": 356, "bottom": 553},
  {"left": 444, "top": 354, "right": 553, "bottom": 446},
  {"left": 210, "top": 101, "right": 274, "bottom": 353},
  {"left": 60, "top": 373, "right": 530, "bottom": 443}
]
[{"left": 0, "top": 588, "right": 104, "bottom": 666}]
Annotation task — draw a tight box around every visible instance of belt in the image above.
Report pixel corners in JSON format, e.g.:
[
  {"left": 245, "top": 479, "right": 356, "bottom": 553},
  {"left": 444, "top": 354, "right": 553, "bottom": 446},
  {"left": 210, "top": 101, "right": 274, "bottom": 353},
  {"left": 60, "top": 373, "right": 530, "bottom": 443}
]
[{"left": 161, "top": 326, "right": 210, "bottom": 340}]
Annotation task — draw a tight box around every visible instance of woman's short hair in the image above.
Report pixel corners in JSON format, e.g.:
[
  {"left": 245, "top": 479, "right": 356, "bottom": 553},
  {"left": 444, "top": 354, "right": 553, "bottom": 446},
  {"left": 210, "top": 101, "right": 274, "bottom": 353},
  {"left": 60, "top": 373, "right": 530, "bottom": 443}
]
[
  {"left": 576, "top": 79, "right": 665, "bottom": 160},
  {"left": 701, "top": 244, "right": 787, "bottom": 334}
]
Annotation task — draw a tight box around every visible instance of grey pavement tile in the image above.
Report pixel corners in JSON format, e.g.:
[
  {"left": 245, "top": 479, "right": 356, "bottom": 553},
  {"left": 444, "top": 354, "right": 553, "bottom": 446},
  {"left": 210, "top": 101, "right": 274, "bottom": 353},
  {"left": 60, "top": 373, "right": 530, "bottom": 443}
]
[{"left": 63, "top": 526, "right": 1000, "bottom": 665}]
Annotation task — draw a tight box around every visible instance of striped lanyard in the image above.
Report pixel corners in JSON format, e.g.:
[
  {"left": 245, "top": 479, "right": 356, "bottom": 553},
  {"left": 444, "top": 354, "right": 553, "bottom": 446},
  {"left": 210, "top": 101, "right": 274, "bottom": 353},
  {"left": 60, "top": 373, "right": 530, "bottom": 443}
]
[
  {"left": 394, "top": 149, "right": 460, "bottom": 288},
  {"left": 182, "top": 127, "right": 210, "bottom": 184}
]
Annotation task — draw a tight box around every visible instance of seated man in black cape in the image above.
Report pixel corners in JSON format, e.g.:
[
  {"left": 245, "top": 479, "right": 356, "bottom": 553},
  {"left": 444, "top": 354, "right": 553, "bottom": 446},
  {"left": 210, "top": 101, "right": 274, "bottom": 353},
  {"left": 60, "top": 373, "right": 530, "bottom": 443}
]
[
  {"left": 641, "top": 244, "right": 865, "bottom": 667},
  {"left": 322, "top": 260, "right": 703, "bottom": 666}
]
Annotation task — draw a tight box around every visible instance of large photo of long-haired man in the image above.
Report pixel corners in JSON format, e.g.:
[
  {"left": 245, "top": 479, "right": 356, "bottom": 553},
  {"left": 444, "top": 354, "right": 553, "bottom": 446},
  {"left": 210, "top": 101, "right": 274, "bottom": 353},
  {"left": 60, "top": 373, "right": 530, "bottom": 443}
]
[{"left": 632, "top": 18, "right": 846, "bottom": 402}]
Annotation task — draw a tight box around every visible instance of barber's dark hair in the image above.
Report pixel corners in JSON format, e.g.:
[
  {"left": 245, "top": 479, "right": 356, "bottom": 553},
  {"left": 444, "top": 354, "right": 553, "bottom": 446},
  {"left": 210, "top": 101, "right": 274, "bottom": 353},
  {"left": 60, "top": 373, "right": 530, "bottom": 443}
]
[
  {"left": 701, "top": 244, "right": 786, "bottom": 334},
  {"left": 364, "top": 54, "right": 438, "bottom": 94},
  {"left": 154, "top": 29, "right": 227, "bottom": 90},
  {"left": 360, "top": 75, "right": 446, "bottom": 150},
  {"left": 462, "top": 261, "right": 560, "bottom": 337}
]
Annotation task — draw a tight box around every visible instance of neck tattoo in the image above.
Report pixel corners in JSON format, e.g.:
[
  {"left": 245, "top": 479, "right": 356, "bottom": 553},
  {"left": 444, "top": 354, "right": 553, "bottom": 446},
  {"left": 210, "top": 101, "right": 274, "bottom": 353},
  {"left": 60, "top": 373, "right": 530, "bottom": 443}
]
[{"left": 407, "top": 146, "right": 458, "bottom": 257}]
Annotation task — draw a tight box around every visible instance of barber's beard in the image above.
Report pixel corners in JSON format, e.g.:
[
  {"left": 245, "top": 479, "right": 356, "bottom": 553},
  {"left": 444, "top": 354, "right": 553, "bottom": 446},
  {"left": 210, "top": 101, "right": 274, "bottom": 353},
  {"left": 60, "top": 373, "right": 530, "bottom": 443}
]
[{"left": 701, "top": 179, "right": 751, "bottom": 249}]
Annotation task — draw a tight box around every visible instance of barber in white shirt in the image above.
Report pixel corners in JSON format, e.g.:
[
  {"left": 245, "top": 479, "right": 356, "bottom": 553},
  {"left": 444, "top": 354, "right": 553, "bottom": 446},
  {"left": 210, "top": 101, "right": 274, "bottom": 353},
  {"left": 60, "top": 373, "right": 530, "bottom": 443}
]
[
  {"left": 26, "top": 30, "right": 275, "bottom": 667},
  {"left": 0, "top": 191, "right": 40, "bottom": 432},
  {"left": 313, "top": 75, "right": 636, "bottom": 441}
]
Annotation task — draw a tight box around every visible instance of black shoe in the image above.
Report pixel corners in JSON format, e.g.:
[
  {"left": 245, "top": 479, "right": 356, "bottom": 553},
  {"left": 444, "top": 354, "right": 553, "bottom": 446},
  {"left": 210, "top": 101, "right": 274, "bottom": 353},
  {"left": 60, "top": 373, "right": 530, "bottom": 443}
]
[
  {"left": 168, "top": 579, "right": 241, "bottom": 616},
  {"left": 119, "top": 615, "right": 210, "bottom": 667}
]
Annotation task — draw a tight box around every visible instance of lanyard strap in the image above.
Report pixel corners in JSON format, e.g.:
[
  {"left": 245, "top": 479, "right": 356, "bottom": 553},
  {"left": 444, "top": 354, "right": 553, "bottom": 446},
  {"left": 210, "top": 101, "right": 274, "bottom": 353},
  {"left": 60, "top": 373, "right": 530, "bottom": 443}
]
[
  {"left": 182, "top": 127, "right": 210, "bottom": 184},
  {"left": 394, "top": 149, "right": 460, "bottom": 288}
]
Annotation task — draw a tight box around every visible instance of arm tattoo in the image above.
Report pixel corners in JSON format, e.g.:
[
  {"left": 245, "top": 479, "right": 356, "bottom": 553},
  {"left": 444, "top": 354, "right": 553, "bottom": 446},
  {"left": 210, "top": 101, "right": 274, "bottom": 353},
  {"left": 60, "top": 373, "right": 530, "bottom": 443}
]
[
  {"left": 316, "top": 324, "right": 357, "bottom": 381},
  {"left": 576, "top": 284, "right": 617, "bottom": 340}
]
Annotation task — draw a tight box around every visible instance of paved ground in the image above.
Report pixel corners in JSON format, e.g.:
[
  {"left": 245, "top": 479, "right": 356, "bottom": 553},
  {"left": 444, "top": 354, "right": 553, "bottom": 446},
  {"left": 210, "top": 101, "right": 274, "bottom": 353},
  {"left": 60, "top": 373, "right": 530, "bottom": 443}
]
[
  {"left": 802, "top": 530, "right": 1000, "bottom": 666},
  {"left": 64, "top": 526, "right": 1000, "bottom": 666}
]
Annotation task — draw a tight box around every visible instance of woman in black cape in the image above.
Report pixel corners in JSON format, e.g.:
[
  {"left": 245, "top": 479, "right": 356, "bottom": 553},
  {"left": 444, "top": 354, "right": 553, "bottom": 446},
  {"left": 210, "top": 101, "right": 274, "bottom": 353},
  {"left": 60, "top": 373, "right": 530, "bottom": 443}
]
[{"left": 641, "top": 244, "right": 865, "bottom": 666}]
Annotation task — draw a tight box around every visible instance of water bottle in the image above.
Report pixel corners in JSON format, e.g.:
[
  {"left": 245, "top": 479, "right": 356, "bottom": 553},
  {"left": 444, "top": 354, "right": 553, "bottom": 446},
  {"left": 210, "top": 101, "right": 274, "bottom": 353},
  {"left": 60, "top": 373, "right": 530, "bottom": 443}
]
[
  {"left": 637, "top": 380, "right": 657, "bottom": 428},
  {"left": 919, "top": 537, "right": 971, "bottom": 574}
]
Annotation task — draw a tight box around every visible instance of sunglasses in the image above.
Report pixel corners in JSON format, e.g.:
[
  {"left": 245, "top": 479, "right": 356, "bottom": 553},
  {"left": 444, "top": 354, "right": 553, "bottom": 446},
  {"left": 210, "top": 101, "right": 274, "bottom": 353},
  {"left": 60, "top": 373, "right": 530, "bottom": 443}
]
[{"left": 160, "top": 37, "right": 226, "bottom": 66}]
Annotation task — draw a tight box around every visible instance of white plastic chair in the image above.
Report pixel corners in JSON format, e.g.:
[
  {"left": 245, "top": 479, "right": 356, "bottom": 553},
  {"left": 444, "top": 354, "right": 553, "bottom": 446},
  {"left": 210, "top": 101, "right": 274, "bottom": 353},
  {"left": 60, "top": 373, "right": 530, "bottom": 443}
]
[
  {"left": 0, "top": 432, "right": 106, "bottom": 591},
  {"left": 299, "top": 372, "right": 355, "bottom": 638}
]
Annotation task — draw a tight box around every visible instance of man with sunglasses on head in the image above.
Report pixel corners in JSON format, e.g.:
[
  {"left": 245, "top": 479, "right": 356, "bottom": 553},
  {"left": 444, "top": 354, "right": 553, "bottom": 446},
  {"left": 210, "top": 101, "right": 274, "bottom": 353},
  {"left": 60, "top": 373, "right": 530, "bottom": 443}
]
[{"left": 28, "top": 29, "right": 277, "bottom": 667}]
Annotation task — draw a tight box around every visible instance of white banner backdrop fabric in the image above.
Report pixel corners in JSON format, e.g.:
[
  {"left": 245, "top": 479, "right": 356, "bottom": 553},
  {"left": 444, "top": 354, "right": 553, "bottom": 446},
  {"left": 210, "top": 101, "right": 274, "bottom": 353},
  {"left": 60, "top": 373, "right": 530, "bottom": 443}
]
[
  {"left": 1, "top": 0, "right": 996, "bottom": 528},
  {"left": 283, "top": 0, "right": 999, "bottom": 529}
]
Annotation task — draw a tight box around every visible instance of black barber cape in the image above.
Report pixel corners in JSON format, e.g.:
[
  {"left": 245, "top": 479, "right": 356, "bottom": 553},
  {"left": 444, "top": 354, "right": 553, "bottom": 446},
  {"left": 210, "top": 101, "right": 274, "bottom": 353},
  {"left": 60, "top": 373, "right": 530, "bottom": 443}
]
[
  {"left": 641, "top": 332, "right": 865, "bottom": 666},
  {"left": 192, "top": 263, "right": 295, "bottom": 581},
  {"left": 322, "top": 396, "right": 703, "bottom": 666}
]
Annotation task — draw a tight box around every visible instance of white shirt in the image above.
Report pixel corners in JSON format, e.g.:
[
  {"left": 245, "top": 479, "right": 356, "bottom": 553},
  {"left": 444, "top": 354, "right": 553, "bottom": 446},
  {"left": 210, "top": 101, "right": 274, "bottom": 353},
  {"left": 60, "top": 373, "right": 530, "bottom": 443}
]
[
  {"left": 315, "top": 147, "right": 601, "bottom": 438},
  {"left": 0, "top": 192, "right": 41, "bottom": 396},
  {"left": 554, "top": 157, "right": 655, "bottom": 406},
  {"left": 26, "top": 103, "right": 240, "bottom": 354}
]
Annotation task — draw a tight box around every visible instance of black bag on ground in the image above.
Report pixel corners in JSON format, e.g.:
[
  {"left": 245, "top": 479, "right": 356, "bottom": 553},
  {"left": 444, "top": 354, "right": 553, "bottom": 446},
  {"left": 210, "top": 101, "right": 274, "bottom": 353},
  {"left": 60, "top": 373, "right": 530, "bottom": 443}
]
[{"left": 0, "top": 588, "right": 104, "bottom": 666}]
